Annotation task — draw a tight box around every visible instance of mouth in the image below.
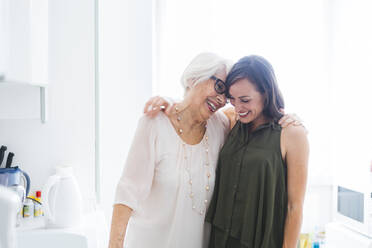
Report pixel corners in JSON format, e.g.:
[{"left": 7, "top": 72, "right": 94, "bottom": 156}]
[
  {"left": 238, "top": 111, "right": 250, "bottom": 118},
  {"left": 206, "top": 99, "right": 219, "bottom": 113}
]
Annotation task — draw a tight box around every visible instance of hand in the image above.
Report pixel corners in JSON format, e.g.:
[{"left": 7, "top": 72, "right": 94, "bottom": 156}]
[
  {"left": 278, "top": 109, "right": 307, "bottom": 133},
  {"left": 143, "top": 96, "right": 174, "bottom": 118}
]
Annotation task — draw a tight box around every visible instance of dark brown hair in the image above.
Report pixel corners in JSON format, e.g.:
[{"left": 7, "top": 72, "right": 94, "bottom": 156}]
[{"left": 226, "top": 55, "right": 285, "bottom": 122}]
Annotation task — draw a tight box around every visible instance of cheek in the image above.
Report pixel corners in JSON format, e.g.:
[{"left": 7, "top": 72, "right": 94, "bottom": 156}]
[
  {"left": 252, "top": 101, "right": 264, "bottom": 115},
  {"left": 234, "top": 103, "right": 249, "bottom": 112}
]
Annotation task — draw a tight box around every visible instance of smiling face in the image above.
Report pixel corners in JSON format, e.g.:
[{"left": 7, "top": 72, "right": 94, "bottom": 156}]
[
  {"left": 185, "top": 70, "right": 227, "bottom": 121},
  {"left": 229, "top": 78, "right": 267, "bottom": 126}
]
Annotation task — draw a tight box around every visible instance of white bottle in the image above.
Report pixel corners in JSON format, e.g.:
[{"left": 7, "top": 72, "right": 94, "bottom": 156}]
[{"left": 42, "top": 166, "right": 83, "bottom": 228}]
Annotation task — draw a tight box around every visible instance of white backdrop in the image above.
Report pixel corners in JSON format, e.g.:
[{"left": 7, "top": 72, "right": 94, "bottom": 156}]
[{"left": 153, "top": 0, "right": 331, "bottom": 186}]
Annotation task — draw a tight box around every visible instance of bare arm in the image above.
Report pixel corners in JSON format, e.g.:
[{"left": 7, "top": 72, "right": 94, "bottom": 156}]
[
  {"left": 281, "top": 125, "right": 309, "bottom": 248},
  {"left": 108, "top": 204, "right": 133, "bottom": 248}
]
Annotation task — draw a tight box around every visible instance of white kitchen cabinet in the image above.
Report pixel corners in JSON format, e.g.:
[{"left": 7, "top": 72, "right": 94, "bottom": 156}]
[
  {"left": 0, "top": 0, "right": 48, "bottom": 85},
  {"left": 0, "top": 0, "right": 48, "bottom": 122}
]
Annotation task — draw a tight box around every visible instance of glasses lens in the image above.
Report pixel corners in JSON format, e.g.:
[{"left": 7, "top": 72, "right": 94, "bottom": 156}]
[{"left": 215, "top": 80, "right": 226, "bottom": 94}]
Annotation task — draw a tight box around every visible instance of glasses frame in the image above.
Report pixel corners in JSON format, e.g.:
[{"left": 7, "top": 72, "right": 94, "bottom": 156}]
[{"left": 211, "top": 75, "right": 227, "bottom": 94}]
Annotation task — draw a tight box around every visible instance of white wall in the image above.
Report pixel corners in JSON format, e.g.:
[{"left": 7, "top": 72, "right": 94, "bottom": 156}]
[
  {"left": 299, "top": 0, "right": 372, "bottom": 233},
  {"left": 98, "top": 0, "right": 153, "bottom": 224},
  {"left": 329, "top": 0, "right": 372, "bottom": 188},
  {"left": 154, "top": 0, "right": 334, "bottom": 233},
  {"left": 0, "top": 0, "right": 96, "bottom": 207}
]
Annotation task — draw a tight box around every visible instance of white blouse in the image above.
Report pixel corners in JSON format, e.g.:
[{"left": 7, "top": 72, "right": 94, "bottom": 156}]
[{"left": 114, "top": 111, "right": 230, "bottom": 248}]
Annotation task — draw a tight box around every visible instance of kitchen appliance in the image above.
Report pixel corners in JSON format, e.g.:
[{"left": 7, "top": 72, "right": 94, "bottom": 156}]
[
  {"left": 42, "top": 166, "right": 83, "bottom": 228},
  {"left": 334, "top": 183, "right": 372, "bottom": 237},
  {"left": 0, "top": 146, "right": 30, "bottom": 199},
  {"left": 0, "top": 166, "right": 31, "bottom": 198},
  {"left": 326, "top": 222, "right": 372, "bottom": 248}
]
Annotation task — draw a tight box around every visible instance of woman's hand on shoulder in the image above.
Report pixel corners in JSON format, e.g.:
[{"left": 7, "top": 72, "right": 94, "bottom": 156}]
[
  {"left": 278, "top": 109, "right": 307, "bottom": 133},
  {"left": 222, "top": 107, "right": 237, "bottom": 130},
  {"left": 143, "top": 96, "right": 175, "bottom": 117}
]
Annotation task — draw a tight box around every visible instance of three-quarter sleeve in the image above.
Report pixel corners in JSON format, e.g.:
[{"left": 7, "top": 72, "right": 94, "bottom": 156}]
[{"left": 114, "top": 115, "right": 157, "bottom": 211}]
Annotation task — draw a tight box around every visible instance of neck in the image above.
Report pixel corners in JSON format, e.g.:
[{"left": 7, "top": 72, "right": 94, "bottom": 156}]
[
  {"left": 175, "top": 101, "right": 206, "bottom": 129},
  {"left": 249, "top": 114, "right": 269, "bottom": 132}
]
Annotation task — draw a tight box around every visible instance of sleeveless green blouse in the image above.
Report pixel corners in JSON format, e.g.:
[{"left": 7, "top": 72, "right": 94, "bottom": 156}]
[{"left": 206, "top": 120, "right": 288, "bottom": 248}]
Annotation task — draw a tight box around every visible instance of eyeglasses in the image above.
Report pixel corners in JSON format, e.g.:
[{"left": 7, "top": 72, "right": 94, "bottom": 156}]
[{"left": 211, "top": 75, "right": 227, "bottom": 94}]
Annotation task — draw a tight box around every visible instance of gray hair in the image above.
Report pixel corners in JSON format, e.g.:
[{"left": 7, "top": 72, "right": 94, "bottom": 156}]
[{"left": 180, "top": 53, "right": 232, "bottom": 92}]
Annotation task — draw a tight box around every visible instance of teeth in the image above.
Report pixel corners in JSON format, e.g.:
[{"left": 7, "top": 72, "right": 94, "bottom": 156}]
[
  {"left": 207, "top": 101, "right": 217, "bottom": 111},
  {"left": 239, "top": 111, "right": 249, "bottom": 116}
]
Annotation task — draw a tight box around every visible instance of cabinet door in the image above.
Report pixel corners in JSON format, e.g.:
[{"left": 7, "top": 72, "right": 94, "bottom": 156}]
[
  {"left": 0, "top": 0, "right": 48, "bottom": 85},
  {"left": 0, "top": 0, "right": 48, "bottom": 122}
]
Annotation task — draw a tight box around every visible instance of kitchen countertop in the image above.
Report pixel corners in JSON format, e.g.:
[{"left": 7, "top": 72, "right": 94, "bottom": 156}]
[{"left": 16, "top": 210, "right": 108, "bottom": 248}]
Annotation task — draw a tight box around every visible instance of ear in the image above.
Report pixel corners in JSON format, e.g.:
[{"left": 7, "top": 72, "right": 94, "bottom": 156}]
[
  {"left": 186, "top": 77, "right": 199, "bottom": 91},
  {"left": 183, "top": 86, "right": 191, "bottom": 98}
]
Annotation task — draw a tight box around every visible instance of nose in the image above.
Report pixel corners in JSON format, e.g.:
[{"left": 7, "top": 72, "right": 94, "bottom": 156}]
[{"left": 216, "top": 94, "right": 226, "bottom": 106}]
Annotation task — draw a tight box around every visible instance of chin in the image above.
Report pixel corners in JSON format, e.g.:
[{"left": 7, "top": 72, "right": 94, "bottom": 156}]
[{"left": 239, "top": 118, "right": 252, "bottom": 124}]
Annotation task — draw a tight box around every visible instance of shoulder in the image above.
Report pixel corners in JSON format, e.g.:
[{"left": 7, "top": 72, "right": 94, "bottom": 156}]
[
  {"left": 282, "top": 124, "right": 307, "bottom": 139},
  {"left": 210, "top": 110, "right": 230, "bottom": 133},
  {"left": 137, "top": 112, "right": 167, "bottom": 133},
  {"left": 222, "top": 107, "right": 237, "bottom": 130},
  {"left": 281, "top": 125, "right": 309, "bottom": 151},
  {"left": 139, "top": 112, "right": 167, "bottom": 124}
]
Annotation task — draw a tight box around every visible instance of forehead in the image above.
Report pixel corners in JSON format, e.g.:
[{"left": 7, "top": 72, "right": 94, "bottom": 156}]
[{"left": 229, "top": 78, "right": 259, "bottom": 97}]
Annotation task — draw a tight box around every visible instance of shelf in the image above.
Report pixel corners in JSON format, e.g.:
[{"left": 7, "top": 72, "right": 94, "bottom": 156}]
[
  {"left": 0, "top": 81, "right": 48, "bottom": 88},
  {"left": 0, "top": 83, "right": 48, "bottom": 123}
]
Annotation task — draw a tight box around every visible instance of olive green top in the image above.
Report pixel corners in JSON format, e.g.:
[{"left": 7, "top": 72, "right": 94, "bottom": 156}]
[{"left": 206, "top": 120, "right": 288, "bottom": 247}]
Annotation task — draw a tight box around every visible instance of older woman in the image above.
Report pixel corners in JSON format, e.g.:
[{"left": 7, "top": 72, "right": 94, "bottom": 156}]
[{"left": 109, "top": 53, "right": 232, "bottom": 248}]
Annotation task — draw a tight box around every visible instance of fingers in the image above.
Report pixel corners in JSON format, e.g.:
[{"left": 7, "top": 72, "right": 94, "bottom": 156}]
[
  {"left": 282, "top": 118, "right": 295, "bottom": 128},
  {"left": 279, "top": 115, "right": 295, "bottom": 128},
  {"left": 143, "top": 96, "right": 156, "bottom": 113},
  {"left": 279, "top": 113, "right": 307, "bottom": 132},
  {"left": 278, "top": 114, "right": 290, "bottom": 125},
  {"left": 147, "top": 98, "right": 163, "bottom": 117},
  {"left": 279, "top": 108, "right": 285, "bottom": 114},
  {"left": 165, "top": 103, "right": 176, "bottom": 116},
  {"left": 144, "top": 96, "right": 170, "bottom": 118}
]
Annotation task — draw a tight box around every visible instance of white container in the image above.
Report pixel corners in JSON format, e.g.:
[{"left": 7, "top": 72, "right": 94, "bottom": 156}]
[
  {"left": 42, "top": 166, "right": 83, "bottom": 228},
  {"left": 0, "top": 185, "right": 21, "bottom": 248}
]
